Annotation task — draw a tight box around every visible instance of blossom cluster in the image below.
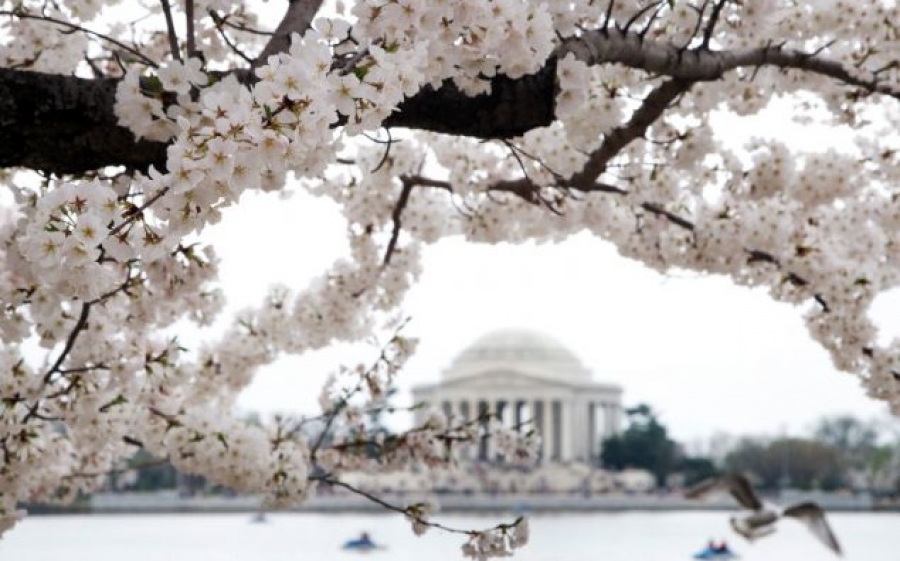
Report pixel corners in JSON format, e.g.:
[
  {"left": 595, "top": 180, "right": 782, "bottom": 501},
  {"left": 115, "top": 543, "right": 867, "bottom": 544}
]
[
  {"left": 311, "top": 331, "right": 541, "bottom": 482},
  {"left": 1, "top": 0, "right": 900, "bottom": 558},
  {"left": 350, "top": 0, "right": 555, "bottom": 95},
  {"left": 461, "top": 517, "right": 530, "bottom": 560},
  {"left": 0, "top": 3, "right": 91, "bottom": 73}
]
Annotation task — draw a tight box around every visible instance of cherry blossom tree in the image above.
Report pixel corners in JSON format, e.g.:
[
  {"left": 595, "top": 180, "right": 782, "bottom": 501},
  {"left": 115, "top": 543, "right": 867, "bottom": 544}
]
[{"left": 1, "top": 0, "right": 899, "bottom": 556}]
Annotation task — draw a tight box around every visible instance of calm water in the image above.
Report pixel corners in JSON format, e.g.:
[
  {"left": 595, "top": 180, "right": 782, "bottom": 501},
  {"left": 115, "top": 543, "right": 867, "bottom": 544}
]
[{"left": 0, "top": 511, "right": 894, "bottom": 561}]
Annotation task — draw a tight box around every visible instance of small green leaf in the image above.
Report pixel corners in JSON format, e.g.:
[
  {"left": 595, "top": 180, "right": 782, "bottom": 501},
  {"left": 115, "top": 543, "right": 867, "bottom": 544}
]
[{"left": 143, "top": 75, "right": 164, "bottom": 95}]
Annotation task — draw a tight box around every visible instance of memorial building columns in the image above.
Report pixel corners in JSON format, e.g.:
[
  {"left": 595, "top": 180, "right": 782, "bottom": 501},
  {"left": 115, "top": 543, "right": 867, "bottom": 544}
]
[
  {"left": 431, "top": 393, "right": 620, "bottom": 463},
  {"left": 411, "top": 329, "right": 624, "bottom": 465}
]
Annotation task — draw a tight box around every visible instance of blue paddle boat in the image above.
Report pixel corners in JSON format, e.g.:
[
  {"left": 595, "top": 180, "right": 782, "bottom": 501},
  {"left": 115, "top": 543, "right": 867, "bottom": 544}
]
[
  {"left": 343, "top": 532, "right": 381, "bottom": 552},
  {"left": 693, "top": 543, "right": 738, "bottom": 559}
]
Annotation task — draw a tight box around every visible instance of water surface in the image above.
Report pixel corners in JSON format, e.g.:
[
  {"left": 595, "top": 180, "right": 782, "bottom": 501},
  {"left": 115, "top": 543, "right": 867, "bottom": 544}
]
[{"left": 1, "top": 511, "right": 893, "bottom": 561}]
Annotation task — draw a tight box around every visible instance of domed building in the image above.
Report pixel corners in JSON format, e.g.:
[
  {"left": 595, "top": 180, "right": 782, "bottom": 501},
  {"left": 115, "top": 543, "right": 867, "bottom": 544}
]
[{"left": 411, "top": 328, "right": 623, "bottom": 464}]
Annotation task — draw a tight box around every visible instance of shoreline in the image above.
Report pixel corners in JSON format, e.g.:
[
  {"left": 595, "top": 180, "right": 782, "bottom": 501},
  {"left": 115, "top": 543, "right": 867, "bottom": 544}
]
[{"left": 25, "top": 491, "right": 896, "bottom": 515}]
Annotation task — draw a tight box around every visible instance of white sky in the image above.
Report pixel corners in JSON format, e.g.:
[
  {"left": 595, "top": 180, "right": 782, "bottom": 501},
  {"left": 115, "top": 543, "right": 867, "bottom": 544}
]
[
  {"left": 7, "top": 8, "right": 893, "bottom": 447},
  {"left": 197, "top": 190, "right": 896, "bottom": 446},
  {"left": 194, "top": 102, "right": 900, "bottom": 448}
]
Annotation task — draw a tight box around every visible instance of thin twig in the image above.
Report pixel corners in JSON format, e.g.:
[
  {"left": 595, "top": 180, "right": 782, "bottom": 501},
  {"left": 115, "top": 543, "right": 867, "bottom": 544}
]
[
  {"left": 209, "top": 11, "right": 254, "bottom": 64},
  {"left": 701, "top": 0, "right": 729, "bottom": 49},
  {"left": 1, "top": 10, "right": 156, "bottom": 67},
  {"left": 185, "top": 0, "right": 197, "bottom": 58},
  {"left": 309, "top": 329, "right": 408, "bottom": 457},
  {"left": 619, "top": 1, "right": 664, "bottom": 34},
  {"left": 44, "top": 303, "right": 92, "bottom": 382},
  {"left": 159, "top": 0, "right": 182, "bottom": 62},
  {"left": 602, "top": 0, "right": 616, "bottom": 31},
  {"left": 208, "top": 10, "right": 274, "bottom": 36},
  {"left": 364, "top": 128, "right": 397, "bottom": 173},
  {"left": 637, "top": 2, "right": 665, "bottom": 41},
  {"left": 639, "top": 201, "right": 695, "bottom": 231},
  {"left": 318, "top": 474, "right": 523, "bottom": 537},
  {"left": 108, "top": 187, "right": 171, "bottom": 237},
  {"left": 383, "top": 179, "right": 414, "bottom": 266}
]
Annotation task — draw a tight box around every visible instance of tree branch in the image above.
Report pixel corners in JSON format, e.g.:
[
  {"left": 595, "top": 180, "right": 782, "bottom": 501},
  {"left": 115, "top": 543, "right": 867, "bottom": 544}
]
[
  {"left": 639, "top": 201, "right": 695, "bottom": 231},
  {"left": 569, "top": 78, "right": 693, "bottom": 188},
  {"left": 208, "top": 11, "right": 255, "bottom": 64},
  {"left": 252, "top": 0, "right": 325, "bottom": 68},
  {"left": 1, "top": 28, "right": 897, "bottom": 174},
  {"left": 44, "top": 303, "right": 92, "bottom": 382},
  {"left": 383, "top": 61, "right": 558, "bottom": 139},
  {"left": 0, "top": 69, "right": 167, "bottom": 174},
  {"left": 0, "top": 10, "right": 157, "bottom": 67},
  {"left": 384, "top": 179, "right": 414, "bottom": 266},
  {"left": 159, "top": 0, "right": 182, "bottom": 62},
  {"left": 317, "top": 473, "right": 524, "bottom": 538},
  {"left": 185, "top": 0, "right": 197, "bottom": 59},
  {"left": 561, "top": 28, "right": 900, "bottom": 99},
  {"left": 700, "top": 0, "right": 729, "bottom": 49}
]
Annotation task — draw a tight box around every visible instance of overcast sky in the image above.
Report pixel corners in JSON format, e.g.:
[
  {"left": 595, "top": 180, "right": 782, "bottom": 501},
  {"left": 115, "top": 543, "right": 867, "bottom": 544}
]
[
  {"left": 195, "top": 101, "right": 900, "bottom": 446},
  {"left": 198, "top": 189, "right": 896, "bottom": 446}
]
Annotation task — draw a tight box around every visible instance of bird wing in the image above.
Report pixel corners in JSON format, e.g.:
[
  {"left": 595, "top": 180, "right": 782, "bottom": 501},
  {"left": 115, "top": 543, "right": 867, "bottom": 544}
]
[
  {"left": 731, "top": 512, "right": 778, "bottom": 541},
  {"left": 783, "top": 502, "right": 842, "bottom": 556},
  {"left": 723, "top": 473, "right": 763, "bottom": 510},
  {"left": 683, "top": 477, "right": 721, "bottom": 499},
  {"left": 744, "top": 510, "right": 779, "bottom": 527},
  {"left": 684, "top": 473, "right": 762, "bottom": 511},
  {"left": 746, "top": 522, "right": 777, "bottom": 541}
]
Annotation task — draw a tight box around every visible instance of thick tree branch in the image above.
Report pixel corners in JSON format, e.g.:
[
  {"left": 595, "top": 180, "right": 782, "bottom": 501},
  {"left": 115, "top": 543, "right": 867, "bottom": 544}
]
[
  {"left": 0, "top": 66, "right": 556, "bottom": 175},
  {"left": 0, "top": 69, "right": 167, "bottom": 174},
  {"left": 252, "top": 0, "right": 325, "bottom": 68},
  {"left": 562, "top": 28, "right": 900, "bottom": 99},
  {"left": 1, "top": 28, "right": 898, "bottom": 175},
  {"left": 569, "top": 78, "right": 693, "bottom": 188},
  {"left": 383, "top": 61, "right": 558, "bottom": 139}
]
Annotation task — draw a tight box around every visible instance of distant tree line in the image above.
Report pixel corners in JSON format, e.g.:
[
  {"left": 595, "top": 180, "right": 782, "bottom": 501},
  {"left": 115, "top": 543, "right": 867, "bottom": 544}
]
[{"left": 600, "top": 406, "right": 900, "bottom": 494}]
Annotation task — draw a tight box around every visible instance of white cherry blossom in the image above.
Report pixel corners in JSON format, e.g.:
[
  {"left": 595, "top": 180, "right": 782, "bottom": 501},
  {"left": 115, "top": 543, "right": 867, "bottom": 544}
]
[{"left": 1, "top": 0, "right": 900, "bottom": 555}]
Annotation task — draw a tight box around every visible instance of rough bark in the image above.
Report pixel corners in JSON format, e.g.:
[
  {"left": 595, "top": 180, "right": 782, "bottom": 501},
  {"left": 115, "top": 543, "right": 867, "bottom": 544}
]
[
  {"left": 0, "top": 27, "right": 895, "bottom": 176},
  {"left": 383, "top": 60, "right": 557, "bottom": 139},
  {"left": 253, "top": 0, "right": 325, "bottom": 68},
  {"left": 0, "top": 64, "right": 558, "bottom": 176},
  {"left": 0, "top": 69, "right": 168, "bottom": 175}
]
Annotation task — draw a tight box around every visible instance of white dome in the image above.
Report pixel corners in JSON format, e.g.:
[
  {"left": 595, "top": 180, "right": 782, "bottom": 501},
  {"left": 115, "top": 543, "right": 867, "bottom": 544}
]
[{"left": 443, "top": 328, "right": 591, "bottom": 384}]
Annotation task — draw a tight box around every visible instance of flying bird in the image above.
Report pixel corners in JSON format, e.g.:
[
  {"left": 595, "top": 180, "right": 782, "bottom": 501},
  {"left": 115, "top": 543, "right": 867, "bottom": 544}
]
[
  {"left": 684, "top": 472, "right": 842, "bottom": 556},
  {"left": 684, "top": 472, "right": 763, "bottom": 510}
]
